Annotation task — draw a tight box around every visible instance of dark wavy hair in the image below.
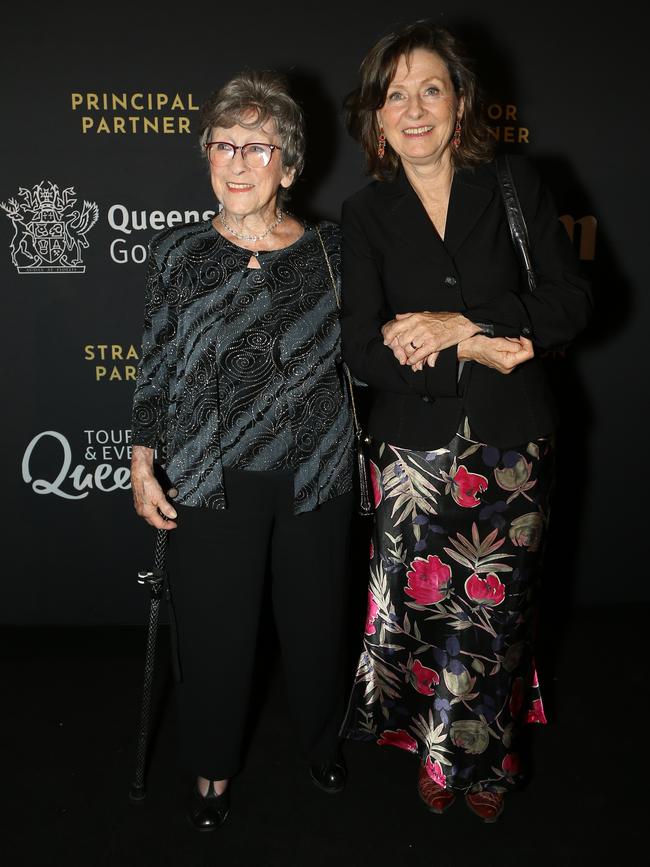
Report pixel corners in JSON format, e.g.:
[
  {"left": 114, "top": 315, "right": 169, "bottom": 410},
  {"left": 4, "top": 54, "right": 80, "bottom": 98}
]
[{"left": 344, "top": 20, "right": 494, "bottom": 180}]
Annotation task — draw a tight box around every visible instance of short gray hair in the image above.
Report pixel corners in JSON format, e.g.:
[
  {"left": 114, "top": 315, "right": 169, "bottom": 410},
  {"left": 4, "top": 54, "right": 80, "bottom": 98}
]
[{"left": 198, "top": 70, "right": 306, "bottom": 201}]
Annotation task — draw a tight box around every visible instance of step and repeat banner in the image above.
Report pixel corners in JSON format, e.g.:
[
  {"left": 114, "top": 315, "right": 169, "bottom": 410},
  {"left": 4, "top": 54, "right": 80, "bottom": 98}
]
[{"left": 2, "top": 3, "right": 642, "bottom": 622}]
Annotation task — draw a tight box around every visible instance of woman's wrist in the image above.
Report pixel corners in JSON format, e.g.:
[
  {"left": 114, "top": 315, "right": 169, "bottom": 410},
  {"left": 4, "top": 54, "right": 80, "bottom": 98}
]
[
  {"left": 131, "top": 445, "right": 155, "bottom": 473},
  {"left": 457, "top": 334, "right": 485, "bottom": 361},
  {"left": 456, "top": 314, "right": 483, "bottom": 342}
]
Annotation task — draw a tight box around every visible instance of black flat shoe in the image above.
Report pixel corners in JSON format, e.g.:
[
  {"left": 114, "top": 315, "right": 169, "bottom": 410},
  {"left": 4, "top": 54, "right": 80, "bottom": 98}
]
[
  {"left": 309, "top": 758, "right": 346, "bottom": 794},
  {"left": 187, "top": 781, "right": 230, "bottom": 831}
]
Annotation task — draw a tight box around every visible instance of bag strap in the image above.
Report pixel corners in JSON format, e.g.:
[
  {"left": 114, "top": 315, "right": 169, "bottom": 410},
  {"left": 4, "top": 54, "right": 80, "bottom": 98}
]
[
  {"left": 314, "top": 225, "right": 362, "bottom": 434},
  {"left": 315, "top": 224, "right": 373, "bottom": 516},
  {"left": 496, "top": 155, "right": 537, "bottom": 293}
]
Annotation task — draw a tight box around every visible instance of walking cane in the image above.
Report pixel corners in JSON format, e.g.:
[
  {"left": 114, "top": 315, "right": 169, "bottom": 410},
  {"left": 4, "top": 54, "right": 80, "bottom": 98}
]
[{"left": 129, "top": 526, "right": 169, "bottom": 802}]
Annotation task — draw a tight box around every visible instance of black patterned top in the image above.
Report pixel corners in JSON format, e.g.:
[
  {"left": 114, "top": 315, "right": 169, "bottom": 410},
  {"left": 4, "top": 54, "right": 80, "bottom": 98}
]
[{"left": 131, "top": 219, "right": 354, "bottom": 513}]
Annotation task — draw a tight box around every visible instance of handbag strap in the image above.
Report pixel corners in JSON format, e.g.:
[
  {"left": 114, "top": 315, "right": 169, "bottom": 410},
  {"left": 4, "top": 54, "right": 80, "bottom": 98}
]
[
  {"left": 496, "top": 155, "right": 537, "bottom": 293},
  {"left": 314, "top": 225, "right": 363, "bottom": 438}
]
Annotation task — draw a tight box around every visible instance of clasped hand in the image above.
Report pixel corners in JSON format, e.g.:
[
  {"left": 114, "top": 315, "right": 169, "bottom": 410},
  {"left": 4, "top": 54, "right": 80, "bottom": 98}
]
[
  {"left": 382, "top": 311, "right": 479, "bottom": 370},
  {"left": 458, "top": 334, "right": 534, "bottom": 374},
  {"left": 382, "top": 311, "right": 534, "bottom": 373}
]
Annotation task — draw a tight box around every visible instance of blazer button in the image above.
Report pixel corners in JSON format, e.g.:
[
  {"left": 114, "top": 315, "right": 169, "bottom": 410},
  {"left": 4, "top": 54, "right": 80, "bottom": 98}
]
[
  {"left": 522, "top": 326, "right": 532, "bottom": 337},
  {"left": 444, "top": 275, "right": 457, "bottom": 286}
]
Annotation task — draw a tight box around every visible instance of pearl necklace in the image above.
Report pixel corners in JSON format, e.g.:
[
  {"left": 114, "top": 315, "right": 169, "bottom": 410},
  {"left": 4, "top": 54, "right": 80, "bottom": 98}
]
[{"left": 219, "top": 209, "right": 284, "bottom": 243}]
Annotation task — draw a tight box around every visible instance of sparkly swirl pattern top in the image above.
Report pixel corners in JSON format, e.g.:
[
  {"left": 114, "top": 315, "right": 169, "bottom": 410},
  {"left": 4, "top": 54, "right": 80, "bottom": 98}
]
[{"left": 131, "top": 220, "right": 354, "bottom": 513}]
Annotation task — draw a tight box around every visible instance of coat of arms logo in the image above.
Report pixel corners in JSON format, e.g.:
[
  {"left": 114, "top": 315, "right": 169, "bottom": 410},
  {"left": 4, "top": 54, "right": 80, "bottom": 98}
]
[{"left": 1, "top": 181, "right": 99, "bottom": 274}]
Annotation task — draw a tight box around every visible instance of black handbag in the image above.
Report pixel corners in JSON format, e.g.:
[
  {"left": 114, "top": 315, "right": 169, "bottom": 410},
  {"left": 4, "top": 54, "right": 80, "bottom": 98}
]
[
  {"left": 315, "top": 226, "right": 373, "bottom": 516},
  {"left": 496, "top": 154, "right": 537, "bottom": 293}
]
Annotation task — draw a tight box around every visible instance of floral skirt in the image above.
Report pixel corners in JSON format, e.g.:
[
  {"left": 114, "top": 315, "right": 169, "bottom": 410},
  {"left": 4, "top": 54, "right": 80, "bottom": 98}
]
[{"left": 340, "top": 421, "right": 554, "bottom": 793}]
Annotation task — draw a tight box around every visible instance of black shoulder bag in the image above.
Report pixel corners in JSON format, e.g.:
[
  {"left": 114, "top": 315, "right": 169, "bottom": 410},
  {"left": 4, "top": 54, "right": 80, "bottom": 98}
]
[{"left": 315, "top": 225, "right": 373, "bottom": 516}]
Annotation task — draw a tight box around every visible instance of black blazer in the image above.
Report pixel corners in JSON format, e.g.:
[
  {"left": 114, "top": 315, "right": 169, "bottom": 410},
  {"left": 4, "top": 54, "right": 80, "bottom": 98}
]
[{"left": 340, "top": 156, "right": 593, "bottom": 449}]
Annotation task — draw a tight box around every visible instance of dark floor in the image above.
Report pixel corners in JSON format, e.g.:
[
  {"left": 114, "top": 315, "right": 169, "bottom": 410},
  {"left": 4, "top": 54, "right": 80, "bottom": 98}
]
[{"left": 1, "top": 606, "right": 643, "bottom": 867}]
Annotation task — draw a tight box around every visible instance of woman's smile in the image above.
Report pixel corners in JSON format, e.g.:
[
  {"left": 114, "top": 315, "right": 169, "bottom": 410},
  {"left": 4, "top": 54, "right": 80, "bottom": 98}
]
[
  {"left": 225, "top": 182, "right": 255, "bottom": 192},
  {"left": 402, "top": 125, "right": 434, "bottom": 137}
]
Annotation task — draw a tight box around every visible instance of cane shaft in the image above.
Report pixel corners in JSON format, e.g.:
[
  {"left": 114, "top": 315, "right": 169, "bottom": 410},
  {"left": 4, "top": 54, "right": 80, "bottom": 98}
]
[
  {"left": 129, "top": 527, "right": 168, "bottom": 801},
  {"left": 130, "top": 592, "right": 162, "bottom": 798}
]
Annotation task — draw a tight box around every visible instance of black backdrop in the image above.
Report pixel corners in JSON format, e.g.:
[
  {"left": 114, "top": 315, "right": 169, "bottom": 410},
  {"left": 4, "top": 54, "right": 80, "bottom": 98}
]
[{"left": 3, "top": 1, "right": 645, "bottom": 623}]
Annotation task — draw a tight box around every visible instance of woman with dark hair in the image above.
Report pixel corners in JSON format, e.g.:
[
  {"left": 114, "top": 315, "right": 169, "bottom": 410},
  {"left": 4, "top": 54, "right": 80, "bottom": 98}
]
[
  {"left": 339, "top": 21, "right": 591, "bottom": 822},
  {"left": 130, "top": 70, "right": 354, "bottom": 830}
]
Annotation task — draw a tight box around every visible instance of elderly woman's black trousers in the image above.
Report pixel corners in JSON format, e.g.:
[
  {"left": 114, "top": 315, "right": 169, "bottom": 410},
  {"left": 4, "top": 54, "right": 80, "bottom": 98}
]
[{"left": 166, "top": 468, "right": 354, "bottom": 780}]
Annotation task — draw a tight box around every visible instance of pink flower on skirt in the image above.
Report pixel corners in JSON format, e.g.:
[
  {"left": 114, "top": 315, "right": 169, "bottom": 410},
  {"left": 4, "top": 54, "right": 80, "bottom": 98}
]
[
  {"left": 464, "top": 572, "right": 506, "bottom": 607},
  {"left": 364, "top": 590, "right": 380, "bottom": 636},
  {"left": 377, "top": 729, "right": 419, "bottom": 753},
  {"left": 451, "top": 465, "right": 488, "bottom": 508},
  {"left": 370, "top": 460, "right": 383, "bottom": 508},
  {"left": 410, "top": 659, "right": 440, "bottom": 696},
  {"left": 424, "top": 756, "right": 447, "bottom": 788},
  {"left": 501, "top": 753, "right": 521, "bottom": 776},
  {"left": 405, "top": 555, "right": 451, "bottom": 605},
  {"left": 526, "top": 697, "right": 547, "bottom": 724}
]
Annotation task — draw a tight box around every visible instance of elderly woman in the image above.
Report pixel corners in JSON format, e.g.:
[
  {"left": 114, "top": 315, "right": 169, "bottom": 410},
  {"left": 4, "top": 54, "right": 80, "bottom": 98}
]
[
  {"left": 130, "top": 70, "right": 354, "bottom": 830},
  {"left": 339, "top": 22, "right": 592, "bottom": 822}
]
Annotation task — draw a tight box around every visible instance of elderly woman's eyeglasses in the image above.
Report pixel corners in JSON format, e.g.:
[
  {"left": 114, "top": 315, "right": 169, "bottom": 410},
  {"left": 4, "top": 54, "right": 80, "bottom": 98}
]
[{"left": 205, "top": 141, "right": 282, "bottom": 169}]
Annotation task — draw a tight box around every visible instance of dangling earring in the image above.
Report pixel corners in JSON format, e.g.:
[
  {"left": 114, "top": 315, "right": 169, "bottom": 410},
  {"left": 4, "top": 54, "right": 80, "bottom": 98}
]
[
  {"left": 452, "top": 118, "right": 462, "bottom": 148},
  {"left": 377, "top": 125, "right": 386, "bottom": 159}
]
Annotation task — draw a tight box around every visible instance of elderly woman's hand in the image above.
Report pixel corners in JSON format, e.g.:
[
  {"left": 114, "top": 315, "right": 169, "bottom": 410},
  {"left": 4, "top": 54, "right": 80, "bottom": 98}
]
[
  {"left": 131, "top": 446, "right": 178, "bottom": 529},
  {"left": 382, "top": 312, "right": 481, "bottom": 367},
  {"left": 457, "top": 335, "right": 534, "bottom": 374}
]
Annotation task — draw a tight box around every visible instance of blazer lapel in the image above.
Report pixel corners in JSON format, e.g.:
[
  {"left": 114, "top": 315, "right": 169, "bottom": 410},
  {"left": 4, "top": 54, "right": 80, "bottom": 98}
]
[
  {"left": 377, "top": 164, "right": 495, "bottom": 263},
  {"left": 444, "top": 167, "right": 495, "bottom": 257},
  {"left": 378, "top": 167, "right": 450, "bottom": 267}
]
